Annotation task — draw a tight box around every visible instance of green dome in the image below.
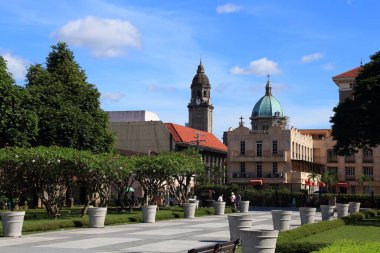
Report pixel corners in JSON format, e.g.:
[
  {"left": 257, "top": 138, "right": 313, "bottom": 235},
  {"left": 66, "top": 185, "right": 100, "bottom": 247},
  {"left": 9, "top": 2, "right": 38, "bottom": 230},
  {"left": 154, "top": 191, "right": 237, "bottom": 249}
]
[{"left": 251, "top": 80, "right": 284, "bottom": 118}]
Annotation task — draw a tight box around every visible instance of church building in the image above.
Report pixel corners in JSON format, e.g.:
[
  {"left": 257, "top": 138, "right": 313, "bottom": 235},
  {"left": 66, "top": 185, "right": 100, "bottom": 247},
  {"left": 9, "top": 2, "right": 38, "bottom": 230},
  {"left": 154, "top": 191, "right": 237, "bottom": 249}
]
[{"left": 226, "top": 77, "right": 324, "bottom": 191}]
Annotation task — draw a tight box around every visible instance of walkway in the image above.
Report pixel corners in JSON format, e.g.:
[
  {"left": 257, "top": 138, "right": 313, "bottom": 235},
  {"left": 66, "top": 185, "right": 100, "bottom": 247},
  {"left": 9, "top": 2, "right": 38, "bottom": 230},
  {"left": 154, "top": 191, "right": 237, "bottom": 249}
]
[{"left": 0, "top": 209, "right": 323, "bottom": 253}]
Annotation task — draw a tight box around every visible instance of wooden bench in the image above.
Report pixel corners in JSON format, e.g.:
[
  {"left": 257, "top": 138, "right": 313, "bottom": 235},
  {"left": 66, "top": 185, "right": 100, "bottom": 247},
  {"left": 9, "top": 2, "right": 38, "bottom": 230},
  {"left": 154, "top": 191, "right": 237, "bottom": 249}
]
[{"left": 187, "top": 240, "right": 240, "bottom": 253}]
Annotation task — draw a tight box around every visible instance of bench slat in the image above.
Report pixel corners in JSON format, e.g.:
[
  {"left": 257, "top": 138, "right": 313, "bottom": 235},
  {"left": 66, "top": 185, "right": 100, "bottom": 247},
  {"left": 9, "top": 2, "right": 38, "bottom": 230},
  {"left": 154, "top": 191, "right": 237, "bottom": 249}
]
[{"left": 188, "top": 240, "right": 239, "bottom": 253}]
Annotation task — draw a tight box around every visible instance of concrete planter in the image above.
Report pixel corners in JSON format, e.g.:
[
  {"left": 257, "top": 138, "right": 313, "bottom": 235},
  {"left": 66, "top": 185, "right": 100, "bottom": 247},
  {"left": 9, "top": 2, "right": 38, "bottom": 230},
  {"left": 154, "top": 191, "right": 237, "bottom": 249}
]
[
  {"left": 239, "top": 201, "right": 250, "bottom": 213},
  {"left": 299, "top": 207, "right": 316, "bottom": 225},
  {"left": 348, "top": 202, "right": 360, "bottom": 214},
  {"left": 213, "top": 201, "right": 226, "bottom": 215},
  {"left": 183, "top": 203, "right": 197, "bottom": 219},
  {"left": 336, "top": 203, "right": 349, "bottom": 218},
  {"left": 240, "top": 229, "right": 279, "bottom": 253},
  {"left": 320, "top": 205, "right": 335, "bottom": 221},
  {"left": 0, "top": 211, "right": 25, "bottom": 237},
  {"left": 271, "top": 210, "right": 292, "bottom": 232},
  {"left": 88, "top": 207, "right": 107, "bottom": 228},
  {"left": 142, "top": 205, "right": 157, "bottom": 223},
  {"left": 227, "top": 213, "right": 253, "bottom": 241}
]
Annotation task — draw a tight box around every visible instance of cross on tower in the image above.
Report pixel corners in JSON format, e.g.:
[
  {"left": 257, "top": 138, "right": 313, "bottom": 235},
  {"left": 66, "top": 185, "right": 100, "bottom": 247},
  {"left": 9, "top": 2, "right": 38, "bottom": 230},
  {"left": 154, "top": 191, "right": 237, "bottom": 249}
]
[{"left": 239, "top": 116, "right": 244, "bottom": 127}]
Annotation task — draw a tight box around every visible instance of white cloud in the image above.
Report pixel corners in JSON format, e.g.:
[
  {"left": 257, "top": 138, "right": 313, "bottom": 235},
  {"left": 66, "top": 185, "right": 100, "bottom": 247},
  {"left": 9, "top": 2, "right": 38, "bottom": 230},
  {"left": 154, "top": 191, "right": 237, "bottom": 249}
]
[
  {"left": 323, "top": 63, "right": 334, "bottom": 70},
  {"left": 101, "top": 92, "right": 125, "bottom": 104},
  {"left": 216, "top": 4, "right": 242, "bottom": 14},
  {"left": 301, "top": 52, "right": 324, "bottom": 63},
  {"left": 230, "top": 57, "right": 281, "bottom": 76},
  {"left": 2, "top": 53, "right": 29, "bottom": 80},
  {"left": 54, "top": 16, "right": 141, "bottom": 57}
]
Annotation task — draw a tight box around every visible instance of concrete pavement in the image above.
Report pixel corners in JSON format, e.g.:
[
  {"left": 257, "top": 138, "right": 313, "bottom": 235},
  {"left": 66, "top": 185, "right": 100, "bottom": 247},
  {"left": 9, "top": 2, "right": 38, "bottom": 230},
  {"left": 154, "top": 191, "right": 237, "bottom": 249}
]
[{"left": 0, "top": 209, "right": 323, "bottom": 253}]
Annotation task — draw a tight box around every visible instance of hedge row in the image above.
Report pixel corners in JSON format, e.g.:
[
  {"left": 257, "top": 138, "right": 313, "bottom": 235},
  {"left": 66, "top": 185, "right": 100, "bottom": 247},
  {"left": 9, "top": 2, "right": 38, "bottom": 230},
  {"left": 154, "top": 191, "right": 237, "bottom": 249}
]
[
  {"left": 0, "top": 207, "right": 234, "bottom": 234},
  {"left": 275, "top": 210, "right": 380, "bottom": 253},
  {"left": 195, "top": 185, "right": 380, "bottom": 208}
]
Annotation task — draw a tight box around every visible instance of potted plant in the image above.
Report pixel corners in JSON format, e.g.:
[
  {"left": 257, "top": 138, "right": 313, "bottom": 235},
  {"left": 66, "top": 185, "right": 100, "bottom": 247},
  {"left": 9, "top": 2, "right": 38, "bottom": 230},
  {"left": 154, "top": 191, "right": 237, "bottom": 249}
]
[
  {"left": 133, "top": 154, "right": 172, "bottom": 223},
  {"left": 0, "top": 149, "right": 28, "bottom": 237},
  {"left": 166, "top": 149, "right": 203, "bottom": 219},
  {"left": 80, "top": 153, "right": 120, "bottom": 228}
]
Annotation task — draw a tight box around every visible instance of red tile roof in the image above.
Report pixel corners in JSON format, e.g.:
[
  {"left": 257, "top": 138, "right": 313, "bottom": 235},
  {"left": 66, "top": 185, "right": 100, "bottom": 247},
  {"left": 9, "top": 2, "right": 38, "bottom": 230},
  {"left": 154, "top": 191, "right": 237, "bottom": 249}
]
[
  {"left": 333, "top": 66, "right": 363, "bottom": 79},
  {"left": 164, "top": 123, "right": 227, "bottom": 152}
]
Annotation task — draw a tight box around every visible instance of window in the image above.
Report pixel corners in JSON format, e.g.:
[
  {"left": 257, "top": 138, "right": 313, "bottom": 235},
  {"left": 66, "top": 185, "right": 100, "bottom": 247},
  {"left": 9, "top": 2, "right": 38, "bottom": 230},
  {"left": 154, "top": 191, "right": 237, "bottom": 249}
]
[
  {"left": 262, "top": 125, "right": 269, "bottom": 130},
  {"left": 363, "top": 149, "right": 373, "bottom": 163},
  {"left": 363, "top": 166, "right": 373, "bottom": 176},
  {"left": 203, "top": 90, "right": 207, "bottom": 97},
  {"left": 240, "top": 141, "right": 246, "bottom": 155},
  {"left": 327, "top": 167, "right": 338, "bottom": 174},
  {"left": 240, "top": 162, "right": 246, "bottom": 173},
  {"left": 272, "top": 141, "right": 278, "bottom": 155},
  {"left": 327, "top": 149, "right": 338, "bottom": 163},
  {"left": 345, "top": 167, "right": 355, "bottom": 176},
  {"left": 350, "top": 186, "right": 356, "bottom": 194},
  {"left": 272, "top": 162, "right": 278, "bottom": 174},
  {"left": 253, "top": 125, "right": 258, "bottom": 130},
  {"left": 256, "top": 162, "right": 263, "bottom": 178},
  {"left": 345, "top": 153, "right": 356, "bottom": 163},
  {"left": 256, "top": 141, "right": 262, "bottom": 157}
]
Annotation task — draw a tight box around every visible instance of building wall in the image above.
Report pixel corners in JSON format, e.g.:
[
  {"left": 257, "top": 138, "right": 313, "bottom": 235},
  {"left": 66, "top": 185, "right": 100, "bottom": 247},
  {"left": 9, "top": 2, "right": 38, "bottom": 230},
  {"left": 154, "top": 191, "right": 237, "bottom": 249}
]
[
  {"left": 227, "top": 124, "right": 314, "bottom": 187},
  {"left": 108, "top": 121, "right": 172, "bottom": 153},
  {"left": 301, "top": 129, "right": 380, "bottom": 194}
]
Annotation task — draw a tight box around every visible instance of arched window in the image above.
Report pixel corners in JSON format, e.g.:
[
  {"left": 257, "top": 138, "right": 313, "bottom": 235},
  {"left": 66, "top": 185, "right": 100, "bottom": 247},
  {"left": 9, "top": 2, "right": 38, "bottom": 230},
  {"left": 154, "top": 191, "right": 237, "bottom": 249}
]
[{"left": 203, "top": 90, "right": 207, "bottom": 97}]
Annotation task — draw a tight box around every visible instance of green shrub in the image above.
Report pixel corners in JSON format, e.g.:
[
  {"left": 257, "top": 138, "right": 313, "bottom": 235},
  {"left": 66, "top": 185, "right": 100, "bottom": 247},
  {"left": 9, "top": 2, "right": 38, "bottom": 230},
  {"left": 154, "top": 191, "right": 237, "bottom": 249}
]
[
  {"left": 275, "top": 241, "right": 328, "bottom": 253},
  {"left": 314, "top": 240, "right": 380, "bottom": 253}
]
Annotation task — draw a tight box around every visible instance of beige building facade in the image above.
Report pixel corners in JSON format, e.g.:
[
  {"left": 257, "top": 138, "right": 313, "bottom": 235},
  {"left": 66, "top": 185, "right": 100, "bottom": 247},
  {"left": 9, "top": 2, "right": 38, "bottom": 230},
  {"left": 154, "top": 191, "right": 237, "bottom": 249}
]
[
  {"left": 227, "top": 80, "right": 323, "bottom": 192},
  {"left": 227, "top": 67, "right": 380, "bottom": 194}
]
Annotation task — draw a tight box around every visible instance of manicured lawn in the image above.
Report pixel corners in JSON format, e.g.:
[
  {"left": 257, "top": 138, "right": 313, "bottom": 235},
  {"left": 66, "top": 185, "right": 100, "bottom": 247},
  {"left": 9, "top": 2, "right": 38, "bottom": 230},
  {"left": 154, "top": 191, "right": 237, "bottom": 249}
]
[
  {"left": 315, "top": 240, "right": 380, "bottom": 253},
  {"left": 298, "top": 225, "right": 380, "bottom": 243}
]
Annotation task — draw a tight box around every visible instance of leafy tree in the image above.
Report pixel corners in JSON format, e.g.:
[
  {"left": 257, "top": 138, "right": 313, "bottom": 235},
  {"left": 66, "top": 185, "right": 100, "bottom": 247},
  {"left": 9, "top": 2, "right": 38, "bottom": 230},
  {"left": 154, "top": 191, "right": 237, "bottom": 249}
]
[
  {"left": 25, "top": 42, "right": 114, "bottom": 153},
  {"left": 358, "top": 174, "right": 372, "bottom": 194},
  {"left": 0, "top": 56, "right": 38, "bottom": 148},
  {"left": 331, "top": 51, "right": 380, "bottom": 155},
  {"left": 133, "top": 154, "right": 172, "bottom": 205},
  {"left": 166, "top": 149, "right": 204, "bottom": 204},
  {"left": 321, "top": 170, "right": 338, "bottom": 193}
]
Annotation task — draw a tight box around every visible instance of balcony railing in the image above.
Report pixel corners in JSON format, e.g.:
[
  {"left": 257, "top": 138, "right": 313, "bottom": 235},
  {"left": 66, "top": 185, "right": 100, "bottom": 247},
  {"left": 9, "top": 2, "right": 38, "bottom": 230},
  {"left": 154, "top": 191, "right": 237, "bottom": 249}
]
[
  {"left": 327, "top": 157, "right": 338, "bottom": 163},
  {"left": 231, "top": 172, "right": 253, "bottom": 178},
  {"left": 363, "top": 157, "right": 374, "bottom": 163},
  {"left": 345, "top": 175, "right": 356, "bottom": 181},
  {"left": 345, "top": 156, "right": 356, "bottom": 163}
]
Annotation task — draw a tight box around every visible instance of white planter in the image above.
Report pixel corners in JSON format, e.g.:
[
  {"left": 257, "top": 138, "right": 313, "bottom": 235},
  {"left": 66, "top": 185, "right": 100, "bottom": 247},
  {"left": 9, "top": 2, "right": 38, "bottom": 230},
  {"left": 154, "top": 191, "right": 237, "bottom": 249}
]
[
  {"left": 271, "top": 210, "right": 292, "bottom": 232},
  {"left": 227, "top": 213, "right": 253, "bottom": 241},
  {"left": 299, "top": 207, "right": 316, "bottom": 225},
  {"left": 240, "top": 229, "right": 279, "bottom": 253},
  {"left": 0, "top": 211, "right": 25, "bottom": 237},
  {"left": 183, "top": 203, "right": 197, "bottom": 219},
  {"left": 239, "top": 201, "right": 250, "bottom": 213},
  {"left": 213, "top": 202, "right": 226, "bottom": 215},
  {"left": 336, "top": 203, "right": 349, "bottom": 218},
  {"left": 320, "top": 205, "right": 335, "bottom": 221},
  {"left": 348, "top": 202, "right": 360, "bottom": 214},
  {"left": 142, "top": 205, "right": 157, "bottom": 223},
  {"left": 88, "top": 207, "right": 107, "bottom": 228}
]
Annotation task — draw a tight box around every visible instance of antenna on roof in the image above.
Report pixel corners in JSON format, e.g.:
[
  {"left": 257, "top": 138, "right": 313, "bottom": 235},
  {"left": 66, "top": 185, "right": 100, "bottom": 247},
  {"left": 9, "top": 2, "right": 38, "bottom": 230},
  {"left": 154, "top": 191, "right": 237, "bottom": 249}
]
[{"left": 360, "top": 59, "right": 363, "bottom": 66}]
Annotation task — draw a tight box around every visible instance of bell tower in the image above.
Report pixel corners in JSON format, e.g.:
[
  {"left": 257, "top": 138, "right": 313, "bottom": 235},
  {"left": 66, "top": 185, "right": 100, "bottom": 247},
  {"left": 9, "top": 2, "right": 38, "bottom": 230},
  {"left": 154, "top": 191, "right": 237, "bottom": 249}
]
[{"left": 188, "top": 61, "right": 214, "bottom": 133}]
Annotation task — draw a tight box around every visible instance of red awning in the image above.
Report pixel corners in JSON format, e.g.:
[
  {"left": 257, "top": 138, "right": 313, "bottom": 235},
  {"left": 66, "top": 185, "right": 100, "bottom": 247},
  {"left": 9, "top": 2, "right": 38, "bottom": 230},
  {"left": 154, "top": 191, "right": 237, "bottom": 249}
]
[
  {"left": 249, "top": 179, "right": 263, "bottom": 185},
  {"left": 337, "top": 182, "right": 348, "bottom": 188},
  {"left": 319, "top": 181, "right": 326, "bottom": 187}
]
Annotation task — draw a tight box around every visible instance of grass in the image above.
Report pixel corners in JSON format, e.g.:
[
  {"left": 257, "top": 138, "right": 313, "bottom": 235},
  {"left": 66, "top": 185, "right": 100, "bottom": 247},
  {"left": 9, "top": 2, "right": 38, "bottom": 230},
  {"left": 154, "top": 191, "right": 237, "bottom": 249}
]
[
  {"left": 313, "top": 240, "right": 380, "bottom": 253},
  {"left": 298, "top": 225, "right": 380, "bottom": 243}
]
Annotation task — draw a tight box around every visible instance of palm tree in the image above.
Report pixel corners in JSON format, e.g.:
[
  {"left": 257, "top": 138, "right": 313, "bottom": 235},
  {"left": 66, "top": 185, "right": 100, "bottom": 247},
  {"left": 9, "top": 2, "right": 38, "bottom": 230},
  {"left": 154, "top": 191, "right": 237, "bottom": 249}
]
[
  {"left": 358, "top": 175, "right": 372, "bottom": 194},
  {"left": 321, "top": 170, "right": 338, "bottom": 193},
  {"left": 307, "top": 172, "right": 320, "bottom": 194}
]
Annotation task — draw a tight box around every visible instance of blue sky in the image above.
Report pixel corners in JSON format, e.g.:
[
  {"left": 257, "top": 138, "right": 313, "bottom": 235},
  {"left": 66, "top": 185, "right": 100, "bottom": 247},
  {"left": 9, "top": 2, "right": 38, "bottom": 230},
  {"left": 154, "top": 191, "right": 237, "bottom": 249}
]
[{"left": 1, "top": 0, "right": 379, "bottom": 140}]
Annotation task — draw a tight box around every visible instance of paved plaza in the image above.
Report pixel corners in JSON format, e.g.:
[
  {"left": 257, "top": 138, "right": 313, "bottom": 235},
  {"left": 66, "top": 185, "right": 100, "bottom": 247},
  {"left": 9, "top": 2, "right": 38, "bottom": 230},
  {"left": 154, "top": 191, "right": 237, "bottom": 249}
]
[{"left": 0, "top": 209, "right": 323, "bottom": 253}]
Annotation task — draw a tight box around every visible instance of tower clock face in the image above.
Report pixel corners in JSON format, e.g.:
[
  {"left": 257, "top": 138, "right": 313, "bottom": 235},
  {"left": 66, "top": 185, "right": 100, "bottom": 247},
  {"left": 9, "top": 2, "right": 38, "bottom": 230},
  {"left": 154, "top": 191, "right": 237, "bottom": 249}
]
[{"left": 195, "top": 98, "right": 201, "bottom": 105}]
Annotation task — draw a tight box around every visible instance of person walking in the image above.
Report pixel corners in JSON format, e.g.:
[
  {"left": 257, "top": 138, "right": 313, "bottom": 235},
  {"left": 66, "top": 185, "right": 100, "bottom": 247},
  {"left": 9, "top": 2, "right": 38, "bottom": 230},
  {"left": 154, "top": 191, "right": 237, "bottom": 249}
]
[
  {"left": 236, "top": 193, "right": 242, "bottom": 209},
  {"left": 230, "top": 192, "right": 236, "bottom": 208}
]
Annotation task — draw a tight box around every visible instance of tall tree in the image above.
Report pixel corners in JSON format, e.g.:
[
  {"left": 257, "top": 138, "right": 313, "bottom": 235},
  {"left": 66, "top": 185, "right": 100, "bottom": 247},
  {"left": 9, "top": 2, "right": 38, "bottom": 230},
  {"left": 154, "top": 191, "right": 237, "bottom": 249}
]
[
  {"left": 331, "top": 51, "right": 380, "bottom": 155},
  {"left": 0, "top": 56, "right": 38, "bottom": 147},
  {"left": 26, "top": 42, "right": 114, "bottom": 153}
]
